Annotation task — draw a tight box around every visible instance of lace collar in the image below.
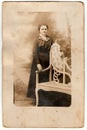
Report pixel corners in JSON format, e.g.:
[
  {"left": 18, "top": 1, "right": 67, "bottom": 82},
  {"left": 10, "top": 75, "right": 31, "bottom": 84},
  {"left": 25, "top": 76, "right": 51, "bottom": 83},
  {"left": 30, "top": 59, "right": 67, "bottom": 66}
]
[{"left": 39, "top": 34, "right": 50, "bottom": 41}]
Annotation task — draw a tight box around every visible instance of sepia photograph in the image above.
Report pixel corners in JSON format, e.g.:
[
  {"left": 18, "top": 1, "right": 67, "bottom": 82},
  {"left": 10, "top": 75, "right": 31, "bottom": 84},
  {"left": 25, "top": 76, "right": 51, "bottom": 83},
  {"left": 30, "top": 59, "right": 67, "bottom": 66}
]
[
  {"left": 2, "top": 1, "right": 84, "bottom": 127},
  {"left": 14, "top": 12, "right": 72, "bottom": 107}
]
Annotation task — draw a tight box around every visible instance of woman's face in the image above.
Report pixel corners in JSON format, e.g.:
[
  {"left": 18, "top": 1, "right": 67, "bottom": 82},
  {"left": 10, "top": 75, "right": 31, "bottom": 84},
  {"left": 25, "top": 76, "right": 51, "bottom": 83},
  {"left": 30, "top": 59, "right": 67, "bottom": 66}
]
[{"left": 39, "top": 25, "right": 48, "bottom": 36}]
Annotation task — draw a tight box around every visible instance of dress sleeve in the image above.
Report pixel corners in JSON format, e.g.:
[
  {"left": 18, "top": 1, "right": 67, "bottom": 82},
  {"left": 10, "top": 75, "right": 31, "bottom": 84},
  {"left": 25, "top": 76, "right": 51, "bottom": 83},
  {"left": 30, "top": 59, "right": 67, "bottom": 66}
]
[
  {"left": 33, "top": 40, "right": 40, "bottom": 64},
  {"left": 50, "top": 38, "right": 54, "bottom": 47}
]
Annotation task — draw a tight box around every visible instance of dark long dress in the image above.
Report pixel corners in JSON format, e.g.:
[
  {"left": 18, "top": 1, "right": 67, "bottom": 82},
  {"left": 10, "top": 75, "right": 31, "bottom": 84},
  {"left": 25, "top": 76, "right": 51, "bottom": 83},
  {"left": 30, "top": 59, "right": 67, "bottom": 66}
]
[{"left": 27, "top": 35, "right": 53, "bottom": 98}]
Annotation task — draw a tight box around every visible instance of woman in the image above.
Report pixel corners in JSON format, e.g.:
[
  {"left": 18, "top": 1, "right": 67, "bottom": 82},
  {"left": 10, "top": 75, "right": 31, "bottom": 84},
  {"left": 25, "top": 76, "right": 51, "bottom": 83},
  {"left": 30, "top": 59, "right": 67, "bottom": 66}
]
[{"left": 27, "top": 24, "right": 53, "bottom": 98}]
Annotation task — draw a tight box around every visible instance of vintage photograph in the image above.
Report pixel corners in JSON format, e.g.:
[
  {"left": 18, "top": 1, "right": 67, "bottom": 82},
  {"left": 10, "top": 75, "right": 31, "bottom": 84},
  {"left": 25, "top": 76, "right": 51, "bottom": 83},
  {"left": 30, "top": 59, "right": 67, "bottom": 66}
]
[
  {"left": 2, "top": 1, "right": 84, "bottom": 127},
  {"left": 13, "top": 12, "right": 71, "bottom": 106}
]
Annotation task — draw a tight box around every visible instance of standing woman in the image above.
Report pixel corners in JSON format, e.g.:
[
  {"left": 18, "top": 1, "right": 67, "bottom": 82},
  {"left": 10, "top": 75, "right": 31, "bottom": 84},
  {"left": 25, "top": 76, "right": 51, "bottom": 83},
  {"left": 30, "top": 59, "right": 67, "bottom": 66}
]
[{"left": 27, "top": 24, "right": 53, "bottom": 99}]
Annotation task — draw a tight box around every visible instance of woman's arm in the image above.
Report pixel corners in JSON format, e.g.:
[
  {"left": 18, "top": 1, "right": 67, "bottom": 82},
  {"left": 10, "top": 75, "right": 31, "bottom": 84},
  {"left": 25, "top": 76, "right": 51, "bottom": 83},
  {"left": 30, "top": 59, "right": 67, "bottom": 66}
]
[
  {"left": 33, "top": 40, "right": 42, "bottom": 71},
  {"left": 37, "top": 64, "right": 42, "bottom": 71},
  {"left": 33, "top": 41, "right": 40, "bottom": 64}
]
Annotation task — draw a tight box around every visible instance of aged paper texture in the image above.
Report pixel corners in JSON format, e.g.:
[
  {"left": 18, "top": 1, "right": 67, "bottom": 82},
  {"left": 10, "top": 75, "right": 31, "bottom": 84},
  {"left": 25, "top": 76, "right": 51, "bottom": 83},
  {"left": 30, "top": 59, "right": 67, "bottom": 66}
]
[{"left": 2, "top": 1, "right": 84, "bottom": 127}]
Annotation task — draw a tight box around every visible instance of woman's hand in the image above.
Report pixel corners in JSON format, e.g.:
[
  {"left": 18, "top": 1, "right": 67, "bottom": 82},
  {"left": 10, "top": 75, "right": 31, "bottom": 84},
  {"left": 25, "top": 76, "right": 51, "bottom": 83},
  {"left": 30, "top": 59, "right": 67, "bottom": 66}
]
[{"left": 37, "top": 64, "right": 43, "bottom": 71}]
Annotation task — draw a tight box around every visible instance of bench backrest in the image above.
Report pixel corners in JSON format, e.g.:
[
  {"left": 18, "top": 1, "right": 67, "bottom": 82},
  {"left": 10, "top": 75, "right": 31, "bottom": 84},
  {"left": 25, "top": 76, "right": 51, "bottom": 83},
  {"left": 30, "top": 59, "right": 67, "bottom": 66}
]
[{"left": 50, "top": 42, "right": 71, "bottom": 84}]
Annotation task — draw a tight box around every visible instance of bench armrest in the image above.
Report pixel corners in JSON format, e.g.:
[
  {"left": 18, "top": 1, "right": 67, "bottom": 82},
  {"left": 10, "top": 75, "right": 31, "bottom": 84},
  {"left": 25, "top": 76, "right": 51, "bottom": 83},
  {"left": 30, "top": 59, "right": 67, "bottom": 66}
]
[{"left": 35, "top": 65, "right": 51, "bottom": 85}]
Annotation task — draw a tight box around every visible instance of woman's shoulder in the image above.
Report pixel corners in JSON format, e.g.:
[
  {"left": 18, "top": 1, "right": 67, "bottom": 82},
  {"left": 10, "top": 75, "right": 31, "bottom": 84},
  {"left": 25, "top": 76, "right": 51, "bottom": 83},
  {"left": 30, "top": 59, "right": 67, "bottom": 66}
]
[
  {"left": 34, "top": 35, "right": 53, "bottom": 46},
  {"left": 33, "top": 37, "right": 40, "bottom": 45},
  {"left": 46, "top": 35, "right": 53, "bottom": 40}
]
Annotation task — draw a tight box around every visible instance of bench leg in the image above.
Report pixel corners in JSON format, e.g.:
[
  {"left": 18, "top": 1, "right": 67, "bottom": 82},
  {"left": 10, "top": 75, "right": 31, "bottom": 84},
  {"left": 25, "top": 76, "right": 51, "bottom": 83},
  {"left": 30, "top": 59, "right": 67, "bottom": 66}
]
[{"left": 36, "top": 89, "right": 39, "bottom": 106}]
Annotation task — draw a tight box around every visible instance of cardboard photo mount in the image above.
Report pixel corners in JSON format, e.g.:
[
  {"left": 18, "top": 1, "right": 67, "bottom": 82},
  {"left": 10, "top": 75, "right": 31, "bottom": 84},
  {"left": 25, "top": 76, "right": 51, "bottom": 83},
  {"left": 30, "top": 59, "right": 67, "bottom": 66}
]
[{"left": 2, "top": 1, "right": 84, "bottom": 128}]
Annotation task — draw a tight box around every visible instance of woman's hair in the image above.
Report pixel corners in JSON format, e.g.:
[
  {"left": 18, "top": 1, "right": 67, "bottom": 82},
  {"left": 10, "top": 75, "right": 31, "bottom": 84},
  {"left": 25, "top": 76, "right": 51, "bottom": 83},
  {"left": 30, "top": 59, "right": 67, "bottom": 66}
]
[{"left": 38, "top": 24, "right": 49, "bottom": 31}]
